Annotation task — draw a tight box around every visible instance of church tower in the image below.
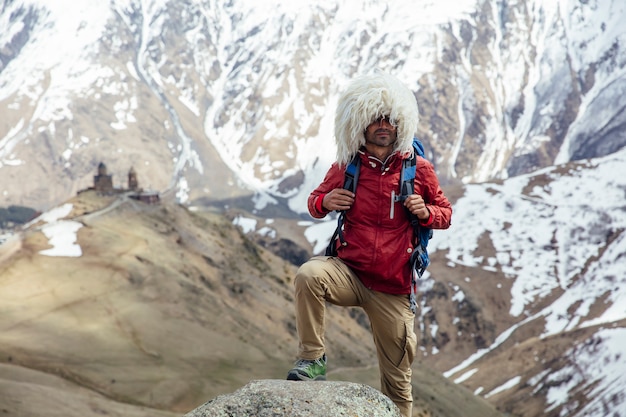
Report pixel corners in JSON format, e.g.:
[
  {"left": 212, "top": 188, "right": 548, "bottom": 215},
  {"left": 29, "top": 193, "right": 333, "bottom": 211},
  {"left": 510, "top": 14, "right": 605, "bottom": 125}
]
[
  {"left": 93, "top": 162, "right": 113, "bottom": 192},
  {"left": 128, "top": 166, "right": 139, "bottom": 190}
]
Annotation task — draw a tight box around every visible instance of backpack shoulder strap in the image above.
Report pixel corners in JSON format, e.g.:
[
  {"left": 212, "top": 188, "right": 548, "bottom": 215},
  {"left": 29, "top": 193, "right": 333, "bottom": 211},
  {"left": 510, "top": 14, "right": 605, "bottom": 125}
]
[
  {"left": 404, "top": 138, "right": 433, "bottom": 313},
  {"left": 405, "top": 138, "right": 433, "bottom": 241},
  {"left": 324, "top": 153, "right": 360, "bottom": 256},
  {"left": 399, "top": 138, "right": 425, "bottom": 197},
  {"left": 343, "top": 153, "right": 361, "bottom": 193}
]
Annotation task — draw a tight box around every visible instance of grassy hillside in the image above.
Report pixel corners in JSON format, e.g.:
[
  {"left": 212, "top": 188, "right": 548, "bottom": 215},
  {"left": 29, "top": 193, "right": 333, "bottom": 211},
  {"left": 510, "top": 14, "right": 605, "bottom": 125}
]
[{"left": 0, "top": 191, "right": 502, "bottom": 417}]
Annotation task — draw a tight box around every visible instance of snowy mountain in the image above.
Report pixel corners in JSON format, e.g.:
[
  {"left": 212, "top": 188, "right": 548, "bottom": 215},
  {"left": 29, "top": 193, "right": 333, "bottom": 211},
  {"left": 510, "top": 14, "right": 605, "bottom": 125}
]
[
  {"left": 2, "top": 0, "right": 626, "bottom": 416},
  {"left": 426, "top": 146, "right": 626, "bottom": 415},
  {"left": 2, "top": 0, "right": 625, "bottom": 212}
]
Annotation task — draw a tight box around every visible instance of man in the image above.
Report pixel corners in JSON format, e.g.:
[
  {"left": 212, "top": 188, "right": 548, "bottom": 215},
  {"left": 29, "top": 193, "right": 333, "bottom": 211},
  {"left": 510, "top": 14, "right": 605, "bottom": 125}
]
[{"left": 286, "top": 71, "right": 452, "bottom": 417}]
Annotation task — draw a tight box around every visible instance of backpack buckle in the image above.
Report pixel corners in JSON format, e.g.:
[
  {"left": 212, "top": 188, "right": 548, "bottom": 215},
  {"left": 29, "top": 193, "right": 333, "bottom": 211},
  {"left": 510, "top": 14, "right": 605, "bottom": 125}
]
[{"left": 391, "top": 190, "right": 409, "bottom": 219}]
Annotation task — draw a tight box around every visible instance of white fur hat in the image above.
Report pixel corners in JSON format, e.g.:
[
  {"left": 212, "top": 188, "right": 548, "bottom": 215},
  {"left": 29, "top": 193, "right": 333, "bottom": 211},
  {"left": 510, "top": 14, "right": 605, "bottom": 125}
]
[{"left": 334, "top": 71, "right": 419, "bottom": 165}]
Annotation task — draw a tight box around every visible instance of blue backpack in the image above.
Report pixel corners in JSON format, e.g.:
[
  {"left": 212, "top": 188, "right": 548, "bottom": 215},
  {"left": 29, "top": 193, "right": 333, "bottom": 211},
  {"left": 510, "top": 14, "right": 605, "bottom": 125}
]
[{"left": 325, "top": 138, "right": 433, "bottom": 313}]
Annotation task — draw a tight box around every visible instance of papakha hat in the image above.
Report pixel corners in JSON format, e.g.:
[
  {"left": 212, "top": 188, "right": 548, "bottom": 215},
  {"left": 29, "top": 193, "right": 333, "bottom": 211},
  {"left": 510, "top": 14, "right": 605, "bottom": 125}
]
[{"left": 334, "top": 71, "right": 419, "bottom": 165}]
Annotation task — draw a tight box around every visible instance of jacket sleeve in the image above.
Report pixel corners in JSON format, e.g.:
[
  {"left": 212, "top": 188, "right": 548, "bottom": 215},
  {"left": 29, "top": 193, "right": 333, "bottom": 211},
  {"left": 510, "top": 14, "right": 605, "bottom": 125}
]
[
  {"left": 307, "top": 162, "right": 345, "bottom": 219},
  {"left": 415, "top": 158, "right": 452, "bottom": 230}
]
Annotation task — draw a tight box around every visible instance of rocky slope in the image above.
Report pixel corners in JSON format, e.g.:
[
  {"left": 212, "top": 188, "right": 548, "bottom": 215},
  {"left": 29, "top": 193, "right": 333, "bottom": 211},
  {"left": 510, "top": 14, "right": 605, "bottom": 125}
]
[
  {"left": 0, "top": 192, "right": 501, "bottom": 417},
  {"left": 415, "top": 147, "right": 626, "bottom": 416}
]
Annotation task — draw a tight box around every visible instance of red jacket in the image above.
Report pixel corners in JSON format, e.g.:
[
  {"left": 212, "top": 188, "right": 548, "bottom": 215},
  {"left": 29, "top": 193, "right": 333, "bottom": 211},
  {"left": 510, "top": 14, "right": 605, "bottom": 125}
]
[{"left": 308, "top": 150, "right": 452, "bottom": 294}]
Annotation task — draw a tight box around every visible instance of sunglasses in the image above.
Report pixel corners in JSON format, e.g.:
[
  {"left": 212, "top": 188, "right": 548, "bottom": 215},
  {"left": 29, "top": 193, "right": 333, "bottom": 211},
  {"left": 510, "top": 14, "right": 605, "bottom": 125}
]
[{"left": 373, "top": 115, "right": 396, "bottom": 126}]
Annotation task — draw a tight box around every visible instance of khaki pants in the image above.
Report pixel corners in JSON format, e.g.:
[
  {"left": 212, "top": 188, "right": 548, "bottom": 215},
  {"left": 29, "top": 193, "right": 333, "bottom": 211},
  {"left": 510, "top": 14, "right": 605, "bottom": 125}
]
[{"left": 294, "top": 256, "right": 417, "bottom": 417}]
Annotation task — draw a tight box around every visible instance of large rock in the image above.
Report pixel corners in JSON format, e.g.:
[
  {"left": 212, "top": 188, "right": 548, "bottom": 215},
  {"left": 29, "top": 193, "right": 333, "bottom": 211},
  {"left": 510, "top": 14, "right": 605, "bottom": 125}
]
[{"left": 183, "top": 379, "right": 402, "bottom": 417}]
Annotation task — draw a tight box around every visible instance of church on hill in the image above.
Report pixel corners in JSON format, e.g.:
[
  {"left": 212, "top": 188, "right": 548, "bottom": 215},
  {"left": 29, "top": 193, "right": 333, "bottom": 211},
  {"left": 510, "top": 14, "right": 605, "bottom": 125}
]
[{"left": 81, "top": 162, "right": 160, "bottom": 204}]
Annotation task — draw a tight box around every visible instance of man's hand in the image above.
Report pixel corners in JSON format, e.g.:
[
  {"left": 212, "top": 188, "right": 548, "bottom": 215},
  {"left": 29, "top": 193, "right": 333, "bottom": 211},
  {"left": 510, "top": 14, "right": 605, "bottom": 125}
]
[
  {"left": 322, "top": 189, "right": 355, "bottom": 211},
  {"left": 404, "top": 194, "right": 430, "bottom": 221}
]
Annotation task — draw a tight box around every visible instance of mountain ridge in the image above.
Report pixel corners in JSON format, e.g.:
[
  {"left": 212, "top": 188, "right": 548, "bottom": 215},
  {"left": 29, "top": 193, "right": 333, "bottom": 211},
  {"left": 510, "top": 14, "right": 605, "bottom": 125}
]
[{"left": 2, "top": 0, "right": 625, "bottom": 213}]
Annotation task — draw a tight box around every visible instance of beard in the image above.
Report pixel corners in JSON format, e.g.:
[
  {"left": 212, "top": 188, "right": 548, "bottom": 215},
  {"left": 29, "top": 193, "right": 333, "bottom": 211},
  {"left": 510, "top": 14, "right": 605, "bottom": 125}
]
[{"left": 365, "top": 128, "right": 397, "bottom": 148}]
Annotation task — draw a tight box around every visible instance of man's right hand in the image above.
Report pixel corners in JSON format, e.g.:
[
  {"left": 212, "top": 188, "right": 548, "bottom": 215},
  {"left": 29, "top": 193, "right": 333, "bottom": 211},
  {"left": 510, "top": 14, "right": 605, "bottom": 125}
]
[{"left": 322, "top": 189, "right": 355, "bottom": 211}]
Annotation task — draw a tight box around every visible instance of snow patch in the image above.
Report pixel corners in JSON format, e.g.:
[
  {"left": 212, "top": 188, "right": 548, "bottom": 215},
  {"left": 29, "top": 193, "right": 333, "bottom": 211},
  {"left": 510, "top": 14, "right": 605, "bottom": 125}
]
[{"left": 36, "top": 203, "right": 83, "bottom": 257}]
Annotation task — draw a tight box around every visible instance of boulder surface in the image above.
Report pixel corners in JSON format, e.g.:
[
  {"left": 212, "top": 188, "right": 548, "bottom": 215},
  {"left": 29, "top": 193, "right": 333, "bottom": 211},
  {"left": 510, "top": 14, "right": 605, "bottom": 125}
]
[{"left": 183, "top": 379, "right": 402, "bottom": 417}]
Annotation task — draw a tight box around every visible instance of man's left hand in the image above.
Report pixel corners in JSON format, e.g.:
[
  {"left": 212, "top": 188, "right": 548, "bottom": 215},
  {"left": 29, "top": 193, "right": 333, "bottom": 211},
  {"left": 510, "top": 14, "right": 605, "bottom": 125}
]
[{"left": 404, "top": 194, "right": 430, "bottom": 221}]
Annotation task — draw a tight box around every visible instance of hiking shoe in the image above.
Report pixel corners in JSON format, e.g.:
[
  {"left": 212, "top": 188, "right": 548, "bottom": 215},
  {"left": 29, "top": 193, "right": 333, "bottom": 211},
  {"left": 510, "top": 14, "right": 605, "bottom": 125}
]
[{"left": 286, "top": 354, "right": 327, "bottom": 381}]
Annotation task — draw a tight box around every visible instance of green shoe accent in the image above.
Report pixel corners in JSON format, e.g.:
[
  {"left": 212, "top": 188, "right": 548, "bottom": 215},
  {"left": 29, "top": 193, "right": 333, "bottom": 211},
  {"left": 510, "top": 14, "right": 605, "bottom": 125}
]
[{"left": 286, "top": 354, "right": 327, "bottom": 381}]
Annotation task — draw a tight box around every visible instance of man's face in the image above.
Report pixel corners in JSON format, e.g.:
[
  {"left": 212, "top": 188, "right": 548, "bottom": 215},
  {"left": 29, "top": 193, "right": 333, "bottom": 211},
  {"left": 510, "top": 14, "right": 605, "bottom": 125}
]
[{"left": 364, "top": 116, "right": 397, "bottom": 148}]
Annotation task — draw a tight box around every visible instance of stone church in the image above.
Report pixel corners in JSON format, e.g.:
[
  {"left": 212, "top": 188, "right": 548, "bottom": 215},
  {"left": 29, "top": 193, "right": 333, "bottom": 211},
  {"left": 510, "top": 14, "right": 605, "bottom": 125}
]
[{"left": 84, "top": 162, "right": 159, "bottom": 204}]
